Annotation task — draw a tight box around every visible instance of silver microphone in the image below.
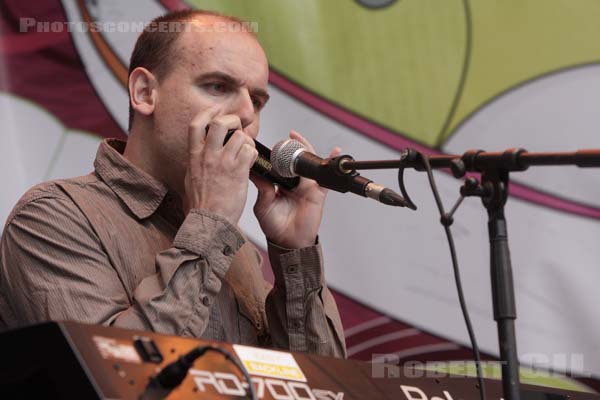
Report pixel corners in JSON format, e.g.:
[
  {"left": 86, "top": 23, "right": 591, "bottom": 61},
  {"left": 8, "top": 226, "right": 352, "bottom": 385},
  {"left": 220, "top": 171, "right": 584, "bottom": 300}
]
[{"left": 271, "top": 139, "right": 410, "bottom": 207}]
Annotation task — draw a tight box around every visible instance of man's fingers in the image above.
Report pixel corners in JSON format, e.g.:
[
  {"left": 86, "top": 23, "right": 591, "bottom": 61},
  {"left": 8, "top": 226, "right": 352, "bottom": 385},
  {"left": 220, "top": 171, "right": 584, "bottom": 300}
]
[
  {"left": 188, "top": 107, "right": 219, "bottom": 156},
  {"left": 223, "top": 130, "right": 256, "bottom": 162},
  {"left": 237, "top": 143, "right": 258, "bottom": 170},
  {"left": 238, "top": 135, "right": 256, "bottom": 164},
  {"left": 328, "top": 146, "right": 342, "bottom": 158},
  {"left": 206, "top": 114, "right": 242, "bottom": 151},
  {"left": 250, "top": 174, "right": 277, "bottom": 214},
  {"left": 289, "top": 130, "right": 316, "bottom": 154},
  {"left": 222, "top": 129, "right": 247, "bottom": 160}
]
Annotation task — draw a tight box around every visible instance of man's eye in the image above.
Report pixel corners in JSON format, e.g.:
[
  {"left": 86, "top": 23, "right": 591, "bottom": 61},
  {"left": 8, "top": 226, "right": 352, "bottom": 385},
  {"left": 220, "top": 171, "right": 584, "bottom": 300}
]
[
  {"left": 252, "top": 98, "right": 264, "bottom": 111},
  {"left": 205, "top": 82, "right": 229, "bottom": 93}
]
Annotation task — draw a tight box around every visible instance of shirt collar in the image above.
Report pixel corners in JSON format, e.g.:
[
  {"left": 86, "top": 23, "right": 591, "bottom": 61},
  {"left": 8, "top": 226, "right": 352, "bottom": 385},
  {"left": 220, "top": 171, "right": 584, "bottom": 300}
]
[{"left": 94, "top": 139, "right": 169, "bottom": 219}]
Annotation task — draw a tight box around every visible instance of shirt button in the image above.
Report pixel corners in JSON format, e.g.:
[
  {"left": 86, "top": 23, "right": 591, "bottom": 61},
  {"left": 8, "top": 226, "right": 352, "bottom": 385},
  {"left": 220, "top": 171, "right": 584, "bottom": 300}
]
[
  {"left": 287, "top": 265, "right": 298, "bottom": 274},
  {"left": 201, "top": 296, "right": 210, "bottom": 307},
  {"left": 222, "top": 245, "right": 234, "bottom": 256},
  {"left": 291, "top": 320, "right": 301, "bottom": 329}
]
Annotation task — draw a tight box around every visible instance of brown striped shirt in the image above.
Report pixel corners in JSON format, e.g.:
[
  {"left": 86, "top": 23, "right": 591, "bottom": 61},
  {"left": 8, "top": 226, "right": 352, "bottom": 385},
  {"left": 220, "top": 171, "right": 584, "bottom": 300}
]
[{"left": 0, "top": 139, "right": 346, "bottom": 358}]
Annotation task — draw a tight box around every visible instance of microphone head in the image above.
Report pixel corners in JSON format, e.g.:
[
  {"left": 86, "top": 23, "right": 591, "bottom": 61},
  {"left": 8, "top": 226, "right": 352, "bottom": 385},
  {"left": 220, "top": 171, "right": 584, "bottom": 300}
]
[{"left": 271, "top": 139, "right": 305, "bottom": 178}]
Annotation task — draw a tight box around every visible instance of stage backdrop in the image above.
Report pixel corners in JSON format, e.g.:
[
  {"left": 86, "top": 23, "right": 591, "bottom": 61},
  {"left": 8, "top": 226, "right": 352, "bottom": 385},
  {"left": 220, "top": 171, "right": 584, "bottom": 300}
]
[{"left": 2, "top": 0, "right": 600, "bottom": 392}]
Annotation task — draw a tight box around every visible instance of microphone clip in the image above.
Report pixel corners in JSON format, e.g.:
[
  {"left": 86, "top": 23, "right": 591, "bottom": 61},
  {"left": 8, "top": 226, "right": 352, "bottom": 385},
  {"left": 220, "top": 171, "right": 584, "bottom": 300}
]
[
  {"left": 306, "top": 154, "right": 372, "bottom": 195},
  {"left": 332, "top": 155, "right": 415, "bottom": 209}
]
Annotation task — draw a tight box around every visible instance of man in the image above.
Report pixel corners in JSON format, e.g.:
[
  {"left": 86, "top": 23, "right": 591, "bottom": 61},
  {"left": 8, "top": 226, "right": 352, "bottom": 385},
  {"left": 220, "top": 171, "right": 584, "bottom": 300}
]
[{"left": 0, "top": 10, "right": 346, "bottom": 358}]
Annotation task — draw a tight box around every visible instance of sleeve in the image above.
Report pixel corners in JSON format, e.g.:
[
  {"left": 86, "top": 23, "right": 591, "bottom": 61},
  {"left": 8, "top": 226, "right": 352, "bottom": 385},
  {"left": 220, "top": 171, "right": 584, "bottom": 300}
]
[
  {"left": 0, "top": 195, "right": 244, "bottom": 338},
  {"left": 264, "top": 241, "right": 347, "bottom": 358}
]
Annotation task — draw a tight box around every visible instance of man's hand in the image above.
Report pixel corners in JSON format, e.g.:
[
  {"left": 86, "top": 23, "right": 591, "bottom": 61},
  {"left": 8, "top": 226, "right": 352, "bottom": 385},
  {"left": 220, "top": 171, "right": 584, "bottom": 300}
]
[
  {"left": 251, "top": 131, "right": 340, "bottom": 249},
  {"left": 184, "top": 109, "right": 258, "bottom": 225}
]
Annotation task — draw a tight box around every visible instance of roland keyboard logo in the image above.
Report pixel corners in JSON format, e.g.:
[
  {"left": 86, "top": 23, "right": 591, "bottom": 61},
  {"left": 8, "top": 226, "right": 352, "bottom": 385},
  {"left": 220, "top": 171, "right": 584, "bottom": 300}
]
[{"left": 190, "top": 369, "right": 344, "bottom": 400}]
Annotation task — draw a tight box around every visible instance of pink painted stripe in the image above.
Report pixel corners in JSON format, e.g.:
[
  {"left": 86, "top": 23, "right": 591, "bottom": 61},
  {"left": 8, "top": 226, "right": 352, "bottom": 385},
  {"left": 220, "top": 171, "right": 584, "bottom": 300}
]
[
  {"left": 158, "top": 0, "right": 190, "bottom": 11},
  {"left": 269, "top": 69, "right": 600, "bottom": 220},
  {"left": 344, "top": 316, "right": 391, "bottom": 338},
  {"left": 509, "top": 185, "right": 600, "bottom": 218}
]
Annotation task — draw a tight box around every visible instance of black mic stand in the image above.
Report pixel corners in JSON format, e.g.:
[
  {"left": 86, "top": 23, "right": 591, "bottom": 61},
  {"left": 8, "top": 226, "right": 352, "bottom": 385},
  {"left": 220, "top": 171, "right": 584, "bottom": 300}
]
[
  {"left": 469, "top": 155, "right": 520, "bottom": 400},
  {"left": 340, "top": 148, "right": 600, "bottom": 400}
]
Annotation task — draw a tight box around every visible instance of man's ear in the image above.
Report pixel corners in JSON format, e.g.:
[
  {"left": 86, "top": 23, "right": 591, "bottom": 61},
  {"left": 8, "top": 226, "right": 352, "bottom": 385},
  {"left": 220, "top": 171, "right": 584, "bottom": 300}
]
[{"left": 128, "top": 67, "right": 158, "bottom": 118}]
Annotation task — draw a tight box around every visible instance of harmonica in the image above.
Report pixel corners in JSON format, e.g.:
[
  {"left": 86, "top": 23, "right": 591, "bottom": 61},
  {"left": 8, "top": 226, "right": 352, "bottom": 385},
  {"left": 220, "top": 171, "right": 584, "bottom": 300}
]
[{"left": 223, "top": 129, "right": 300, "bottom": 191}]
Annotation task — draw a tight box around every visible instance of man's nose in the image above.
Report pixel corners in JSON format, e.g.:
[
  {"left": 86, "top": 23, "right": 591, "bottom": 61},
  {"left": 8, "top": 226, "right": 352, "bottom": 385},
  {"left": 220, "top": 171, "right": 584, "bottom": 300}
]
[{"left": 234, "top": 89, "right": 256, "bottom": 130}]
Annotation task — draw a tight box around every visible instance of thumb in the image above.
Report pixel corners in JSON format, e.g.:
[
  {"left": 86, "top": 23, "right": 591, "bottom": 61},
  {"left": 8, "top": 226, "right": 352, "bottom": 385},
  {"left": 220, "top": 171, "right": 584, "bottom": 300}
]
[{"left": 250, "top": 175, "right": 277, "bottom": 213}]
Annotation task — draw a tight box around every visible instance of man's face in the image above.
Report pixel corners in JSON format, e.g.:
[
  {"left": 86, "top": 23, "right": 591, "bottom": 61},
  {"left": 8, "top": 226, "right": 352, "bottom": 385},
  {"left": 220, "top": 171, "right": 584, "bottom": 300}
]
[{"left": 151, "top": 20, "right": 270, "bottom": 181}]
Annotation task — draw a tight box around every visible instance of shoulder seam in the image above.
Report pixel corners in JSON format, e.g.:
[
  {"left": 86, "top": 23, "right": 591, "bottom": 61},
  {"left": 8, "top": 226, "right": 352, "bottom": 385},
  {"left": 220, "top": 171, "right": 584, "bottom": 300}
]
[{"left": 4, "top": 185, "right": 73, "bottom": 228}]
